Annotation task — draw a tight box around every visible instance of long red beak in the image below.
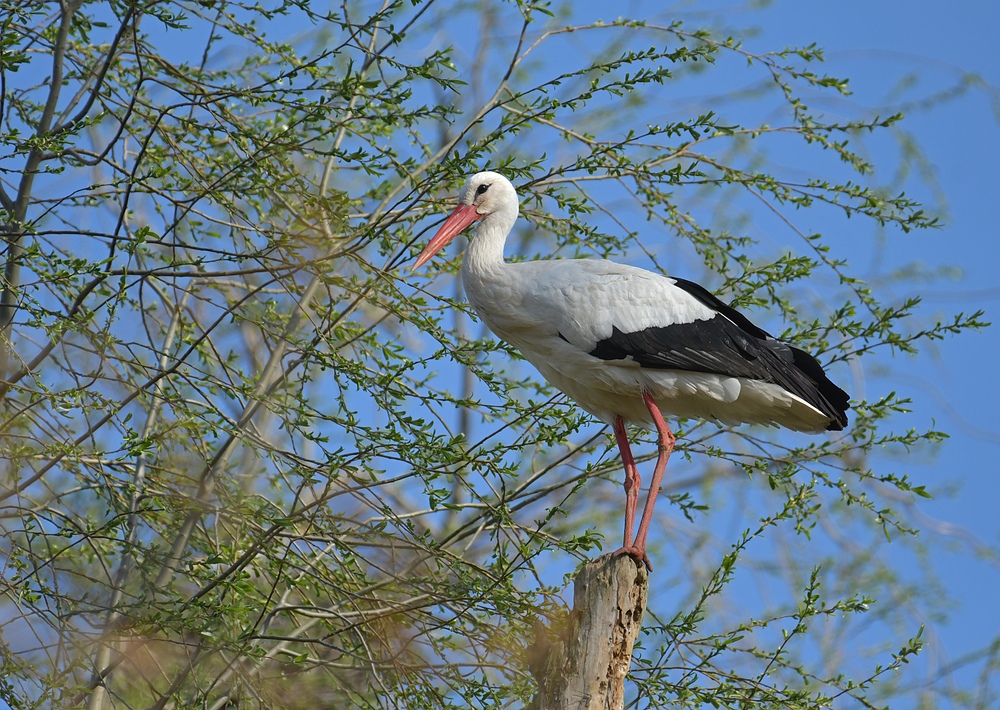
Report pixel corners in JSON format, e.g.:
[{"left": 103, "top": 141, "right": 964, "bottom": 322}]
[{"left": 413, "top": 204, "right": 481, "bottom": 269}]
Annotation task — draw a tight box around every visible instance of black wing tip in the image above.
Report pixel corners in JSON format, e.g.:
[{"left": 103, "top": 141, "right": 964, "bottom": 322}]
[
  {"left": 824, "top": 406, "right": 850, "bottom": 431},
  {"left": 788, "top": 345, "right": 851, "bottom": 431},
  {"left": 815, "top": 379, "right": 850, "bottom": 431},
  {"left": 673, "top": 277, "right": 854, "bottom": 431}
]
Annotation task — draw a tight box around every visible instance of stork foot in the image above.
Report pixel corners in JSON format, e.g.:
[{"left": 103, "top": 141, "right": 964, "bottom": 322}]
[{"left": 610, "top": 544, "right": 652, "bottom": 572}]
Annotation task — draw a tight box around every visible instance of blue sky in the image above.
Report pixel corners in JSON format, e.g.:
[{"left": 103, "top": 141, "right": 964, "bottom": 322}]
[{"left": 729, "top": 0, "right": 1000, "bottom": 700}]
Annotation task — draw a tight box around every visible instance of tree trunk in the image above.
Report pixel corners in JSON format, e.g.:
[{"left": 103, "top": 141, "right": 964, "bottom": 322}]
[{"left": 527, "top": 555, "right": 649, "bottom": 710}]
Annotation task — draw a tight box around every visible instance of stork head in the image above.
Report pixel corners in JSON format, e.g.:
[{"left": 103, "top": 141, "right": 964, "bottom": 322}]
[{"left": 413, "top": 171, "right": 519, "bottom": 268}]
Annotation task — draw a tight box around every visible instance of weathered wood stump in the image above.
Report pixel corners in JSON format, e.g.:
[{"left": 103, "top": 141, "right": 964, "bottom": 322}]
[{"left": 527, "top": 554, "right": 649, "bottom": 710}]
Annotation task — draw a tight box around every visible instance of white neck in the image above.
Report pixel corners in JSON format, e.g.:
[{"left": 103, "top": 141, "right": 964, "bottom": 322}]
[{"left": 461, "top": 204, "right": 518, "bottom": 279}]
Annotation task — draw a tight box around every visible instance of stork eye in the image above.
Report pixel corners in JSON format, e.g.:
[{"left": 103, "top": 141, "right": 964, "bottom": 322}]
[{"left": 476, "top": 183, "right": 491, "bottom": 196}]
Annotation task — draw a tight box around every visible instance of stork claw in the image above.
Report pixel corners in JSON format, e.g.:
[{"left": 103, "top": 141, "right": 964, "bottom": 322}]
[{"left": 609, "top": 544, "right": 652, "bottom": 572}]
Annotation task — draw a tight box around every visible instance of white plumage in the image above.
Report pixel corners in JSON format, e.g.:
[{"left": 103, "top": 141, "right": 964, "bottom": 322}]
[{"left": 415, "top": 171, "right": 849, "bottom": 569}]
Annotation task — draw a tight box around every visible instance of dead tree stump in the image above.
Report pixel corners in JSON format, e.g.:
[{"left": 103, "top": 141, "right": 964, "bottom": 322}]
[{"left": 527, "top": 554, "right": 649, "bottom": 710}]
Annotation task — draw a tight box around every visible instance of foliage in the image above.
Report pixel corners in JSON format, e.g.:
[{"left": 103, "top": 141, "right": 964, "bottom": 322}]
[{"left": 0, "top": 1, "right": 991, "bottom": 708}]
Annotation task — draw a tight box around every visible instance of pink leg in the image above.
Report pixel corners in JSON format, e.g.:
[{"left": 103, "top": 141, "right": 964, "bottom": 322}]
[
  {"left": 631, "top": 391, "right": 676, "bottom": 569},
  {"left": 612, "top": 416, "right": 639, "bottom": 548}
]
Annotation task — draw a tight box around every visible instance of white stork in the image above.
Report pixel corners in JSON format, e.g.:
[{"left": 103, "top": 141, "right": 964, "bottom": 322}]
[{"left": 415, "top": 172, "right": 849, "bottom": 570}]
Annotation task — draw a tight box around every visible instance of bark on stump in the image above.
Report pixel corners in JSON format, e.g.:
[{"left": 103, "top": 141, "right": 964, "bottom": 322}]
[{"left": 527, "top": 554, "right": 649, "bottom": 710}]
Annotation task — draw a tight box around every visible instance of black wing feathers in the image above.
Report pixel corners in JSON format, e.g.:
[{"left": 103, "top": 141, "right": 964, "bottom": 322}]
[
  {"left": 669, "top": 277, "right": 771, "bottom": 340},
  {"left": 588, "top": 278, "right": 849, "bottom": 430}
]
